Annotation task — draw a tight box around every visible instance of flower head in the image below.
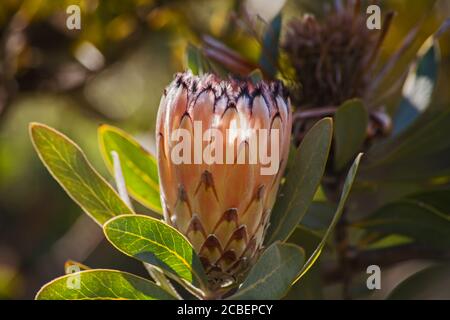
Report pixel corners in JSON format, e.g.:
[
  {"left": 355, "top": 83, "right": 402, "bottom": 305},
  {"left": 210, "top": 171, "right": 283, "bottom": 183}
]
[
  {"left": 283, "top": 4, "right": 379, "bottom": 108},
  {"left": 156, "top": 72, "right": 292, "bottom": 287}
]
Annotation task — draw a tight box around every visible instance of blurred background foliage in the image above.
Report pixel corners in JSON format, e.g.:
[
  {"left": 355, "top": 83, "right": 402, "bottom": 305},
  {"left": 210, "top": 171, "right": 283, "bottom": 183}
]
[{"left": 0, "top": 0, "right": 449, "bottom": 299}]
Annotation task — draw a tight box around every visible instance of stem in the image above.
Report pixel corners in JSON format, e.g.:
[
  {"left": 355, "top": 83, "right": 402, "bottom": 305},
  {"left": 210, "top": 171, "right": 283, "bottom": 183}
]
[
  {"left": 111, "top": 151, "right": 133, "bottom": 209},
  {"left": 334, "top": 210, "right": 352, "bottom": 299},
  {"left": 324, "top": 171, "right": 353, "bottom": 299},
  {"left": 144, "top": 263, "right": 182, "bottom": 300}
]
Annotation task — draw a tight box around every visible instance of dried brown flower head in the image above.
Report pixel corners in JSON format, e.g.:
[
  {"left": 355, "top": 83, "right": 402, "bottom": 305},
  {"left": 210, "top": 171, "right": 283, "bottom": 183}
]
[{"left": 283, "top": 2, "right": 380, "bottom": 108}]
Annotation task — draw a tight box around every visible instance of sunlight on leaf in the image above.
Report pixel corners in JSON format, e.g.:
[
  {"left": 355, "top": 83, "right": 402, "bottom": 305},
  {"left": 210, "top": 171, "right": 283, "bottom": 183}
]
[
  {"left": 103, "top": 214, "right": 207, "bottom": 291},
  {"left": 98, "top": 124, "right": 162, "bottom": 213},
  {"left": 29, "top": 123, "right": 134, "bottom": 225},
  {"left": 393, "top": 33, "right": 440, "bottom": 135},
  {"left": 35, "top": 269, "right": 175, "bottom": 300}
]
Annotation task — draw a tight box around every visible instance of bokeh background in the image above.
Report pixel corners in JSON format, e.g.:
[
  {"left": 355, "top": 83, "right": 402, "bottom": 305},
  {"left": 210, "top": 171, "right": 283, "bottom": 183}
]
[{"left": 0, "top": 0, "right": 449, "bottom": 299}]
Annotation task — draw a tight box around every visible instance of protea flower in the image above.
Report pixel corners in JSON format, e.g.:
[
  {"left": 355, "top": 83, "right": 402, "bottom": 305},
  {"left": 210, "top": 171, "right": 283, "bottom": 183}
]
[{"left": 156, "top": 72, "right": 292, "bottom": 288}]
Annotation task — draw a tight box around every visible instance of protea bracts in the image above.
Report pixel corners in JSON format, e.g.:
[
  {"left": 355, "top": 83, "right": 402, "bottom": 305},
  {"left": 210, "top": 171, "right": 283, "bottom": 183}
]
[{"left": 156, "top": 72, "right": 292, "bottom": 288}]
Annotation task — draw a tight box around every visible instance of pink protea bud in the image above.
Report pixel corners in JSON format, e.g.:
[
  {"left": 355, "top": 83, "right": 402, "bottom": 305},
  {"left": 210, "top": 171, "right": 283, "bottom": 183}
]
[{"left": 156, "top": 72, "right": 292, "bottom": 288}]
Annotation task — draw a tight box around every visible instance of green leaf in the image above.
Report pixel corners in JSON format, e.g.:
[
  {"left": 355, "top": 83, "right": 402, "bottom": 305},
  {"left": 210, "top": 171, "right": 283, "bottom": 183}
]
[
  {"left": 185, "top": 44, "right": 211, "bottom": 76},
  {"left": 411, "top": 189, "right": 450, "bottom": 213},
  {"left": 355, "top": 194, "right": 450, "bottom": 249},
  {"left": 230, "top": 242, "right": 305, "bottom": 300},
  {"left": 334, "top": 99, "right": 368, "bottom": 171},
  {"left": 361, "top": 20, "right": 450, "bottom": 175},
  {"left": 288, "top": 225, "right": 327, "bottom": 257},
  {"left": 265, "top": 118, "right": 333, "bottom": 244},
  {"left": 29, "top": 123, "right": 133, "bottom": 225},
  {"left": 103, "top": 214, "right": 207, "bottom": 290},
  {"left": 367, "top": 111, "right": 450, "bottom": 165},
  {"left": 301, "top": 201, "right": 336, "bottom": 231},
  {"left": 259, "top": 13, "right": 282, "bottom": 77},
  {"left": 393, "top": 36, "right": 439, "bottom": 135},
  {"left": 35, "top": 269, "right": 175, "bottom": 300},
  {"left": 294, "top": 153, "right": 363, "bottom": 283},
  {"left": 364, "top": 234, "right": 413, "bottom": 250},
  {"left": 388, "top": 264, "right": 450, "bottom": 300},
  {"left": 98, "top": 125, "right": 162, "bottom": 213},
  {"left": 249, "top": 69, "right": 264, "bottom": 84},
  {"left": 361, "top": 111, "right": 450, "bottom": 181},
  {"left": 313, "top": 185, "right": 327, "bottom": 201}
]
